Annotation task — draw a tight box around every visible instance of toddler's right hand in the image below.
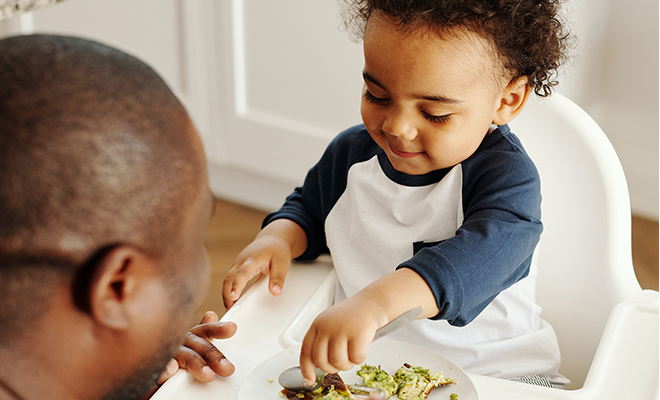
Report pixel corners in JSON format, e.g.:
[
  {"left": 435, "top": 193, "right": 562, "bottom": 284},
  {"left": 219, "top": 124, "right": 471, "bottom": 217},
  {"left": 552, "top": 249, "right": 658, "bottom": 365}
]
[
  {"left": 222, "top": 234, "right": 292, "bottom": 309},
  {"left": 222, "top": 218, "right": 308, "bottom": 310}
]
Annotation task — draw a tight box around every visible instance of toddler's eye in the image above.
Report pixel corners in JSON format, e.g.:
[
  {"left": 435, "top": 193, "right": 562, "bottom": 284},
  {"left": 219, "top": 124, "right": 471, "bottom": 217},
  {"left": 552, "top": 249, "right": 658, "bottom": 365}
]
[
  {"left": 363, "top": 90, "right": 389, "bottom": 106},
  {"left": 422, "top": 111, "right": 451, "bottom": 124}
]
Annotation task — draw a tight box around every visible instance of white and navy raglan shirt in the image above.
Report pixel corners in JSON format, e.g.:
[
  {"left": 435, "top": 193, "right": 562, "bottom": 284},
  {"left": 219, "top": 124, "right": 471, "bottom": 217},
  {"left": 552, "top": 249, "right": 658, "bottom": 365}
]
[{"left": 265, "top": 124, "right": 568, "bottom": 384}]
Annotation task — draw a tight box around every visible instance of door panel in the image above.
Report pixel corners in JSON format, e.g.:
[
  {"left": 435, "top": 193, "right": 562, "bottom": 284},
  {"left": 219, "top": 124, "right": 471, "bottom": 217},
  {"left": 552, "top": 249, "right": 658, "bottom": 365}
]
[{"left": 221, "top": 0, "right": 365, "bottom": 186}]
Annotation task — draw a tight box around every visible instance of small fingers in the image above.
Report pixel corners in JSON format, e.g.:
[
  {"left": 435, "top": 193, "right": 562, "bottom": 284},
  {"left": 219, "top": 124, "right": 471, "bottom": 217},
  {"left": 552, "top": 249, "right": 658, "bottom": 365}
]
[
  {"left": 324, "top": 339, "right": 353, "bottom": 373},
  {"left": 268, "top": 254, "right": 291, "bottom": 297},
  {"left": 223, "top": 256, "right": 271, "bottom": 309},
  {"left": 300, "top": 330, "right": 319, "bottom": 385},
  {"left": 222, "top": 265, "right": 248, "bottom": 309},
  {"left": 347, "top": 334, "right": 370, "bottom": 366}
]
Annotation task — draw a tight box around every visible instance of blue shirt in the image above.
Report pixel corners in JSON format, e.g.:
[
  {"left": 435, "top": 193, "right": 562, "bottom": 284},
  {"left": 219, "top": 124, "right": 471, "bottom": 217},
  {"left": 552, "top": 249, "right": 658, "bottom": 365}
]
[{"left": 265, "top": 123, "right": 542, "bottom": 326}]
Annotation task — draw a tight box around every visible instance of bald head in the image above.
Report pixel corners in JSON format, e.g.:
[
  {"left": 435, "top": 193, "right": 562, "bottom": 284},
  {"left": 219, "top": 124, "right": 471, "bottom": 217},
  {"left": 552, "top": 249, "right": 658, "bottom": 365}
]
[
  {"left": 0, "top": 34, "right": 204, "bottom": 260},
  {"left": 0, "top": 35, "right": 205, "bottom": 339}
]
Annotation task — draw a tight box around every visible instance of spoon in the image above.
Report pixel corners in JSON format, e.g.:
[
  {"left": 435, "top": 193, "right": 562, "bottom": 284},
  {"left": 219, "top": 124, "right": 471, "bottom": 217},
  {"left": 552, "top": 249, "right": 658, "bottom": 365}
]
[{"left": 278, "top": 306, "right": 423, "bottom": 392}]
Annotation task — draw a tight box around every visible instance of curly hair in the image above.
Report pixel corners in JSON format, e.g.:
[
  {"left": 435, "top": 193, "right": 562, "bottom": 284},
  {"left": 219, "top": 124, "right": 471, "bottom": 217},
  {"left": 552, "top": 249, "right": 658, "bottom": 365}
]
[{"left": 340, "top": 0, "right": 571, "bottom": 97}]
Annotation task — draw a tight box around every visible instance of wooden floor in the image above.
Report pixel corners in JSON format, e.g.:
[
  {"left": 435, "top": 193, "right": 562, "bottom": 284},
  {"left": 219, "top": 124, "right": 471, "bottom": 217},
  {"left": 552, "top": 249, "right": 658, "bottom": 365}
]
[
  {"left": 195, "top": 199, "right": 269, "bottom": 320},
  {"left": 198, "top": 198, "right": 659, "bottom": 318}
]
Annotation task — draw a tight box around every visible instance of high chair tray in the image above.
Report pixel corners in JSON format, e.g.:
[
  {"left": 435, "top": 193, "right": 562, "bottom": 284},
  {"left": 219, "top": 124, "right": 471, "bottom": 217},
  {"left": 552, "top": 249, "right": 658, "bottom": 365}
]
[{"left": 151, "top": 260, "right": 658, "bottom": 400}]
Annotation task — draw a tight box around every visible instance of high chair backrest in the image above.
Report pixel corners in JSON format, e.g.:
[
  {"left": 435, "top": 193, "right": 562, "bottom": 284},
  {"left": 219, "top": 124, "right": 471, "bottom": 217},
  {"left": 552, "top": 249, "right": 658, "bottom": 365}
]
[{"left": 508, "top": 93, "right": 642, "bottom": 389}]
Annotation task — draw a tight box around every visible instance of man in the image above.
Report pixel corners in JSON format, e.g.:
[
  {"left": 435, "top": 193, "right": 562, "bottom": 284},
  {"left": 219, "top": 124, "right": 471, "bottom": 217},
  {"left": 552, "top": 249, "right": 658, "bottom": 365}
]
[{"left": 0, "top": 34, "right": 234, "bottom": 400}]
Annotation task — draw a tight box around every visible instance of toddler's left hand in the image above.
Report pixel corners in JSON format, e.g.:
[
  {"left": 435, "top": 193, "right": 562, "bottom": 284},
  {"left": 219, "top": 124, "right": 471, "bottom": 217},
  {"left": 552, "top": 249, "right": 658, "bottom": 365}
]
[{"left": 299, "top": 296, "right": 388, "bottom": 385}]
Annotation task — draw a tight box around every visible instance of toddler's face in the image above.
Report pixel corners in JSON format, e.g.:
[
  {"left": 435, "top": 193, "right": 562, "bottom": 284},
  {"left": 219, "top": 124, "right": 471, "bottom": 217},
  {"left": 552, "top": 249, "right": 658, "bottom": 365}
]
[{"left": 361, "top": 14, "right": 510, "bottom": 175}]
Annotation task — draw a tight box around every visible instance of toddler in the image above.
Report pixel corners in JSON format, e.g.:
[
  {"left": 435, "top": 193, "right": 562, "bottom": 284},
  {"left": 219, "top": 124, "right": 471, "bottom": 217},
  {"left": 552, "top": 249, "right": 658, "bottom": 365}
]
[{"left": 224, "top": 0, "right": 570, "bottom": 388}]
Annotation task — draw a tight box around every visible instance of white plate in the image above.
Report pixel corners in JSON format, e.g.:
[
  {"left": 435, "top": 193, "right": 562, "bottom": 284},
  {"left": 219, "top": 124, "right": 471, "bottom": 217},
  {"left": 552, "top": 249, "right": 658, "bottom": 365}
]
[{"left": 236, "top": 337, "right": 478, "bottom": 400}]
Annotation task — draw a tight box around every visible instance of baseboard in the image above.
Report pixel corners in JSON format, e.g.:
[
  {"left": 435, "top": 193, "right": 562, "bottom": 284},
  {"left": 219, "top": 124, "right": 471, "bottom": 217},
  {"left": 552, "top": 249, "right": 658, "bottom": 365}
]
[{"left": 207, "top": 162, "right": 298, "bottom": 212}]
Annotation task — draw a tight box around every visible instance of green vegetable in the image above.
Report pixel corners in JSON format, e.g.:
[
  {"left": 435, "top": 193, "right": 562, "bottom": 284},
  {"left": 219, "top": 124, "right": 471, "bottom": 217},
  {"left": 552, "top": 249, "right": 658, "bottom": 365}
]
[
  {"left": 317, "top": 388, "right": 353, "bottom": 400},
  {"left": 450, "top": 393, "right": 459, "bottom": 400},
  {"left": 357, "top": 363, "right": 454, "bottom": 400},
  {"left": 356, "top": 365, "right": 398, "bottom": 397},
  {"left": 394, "top": 364, "right": 453, "bottom": 400}
]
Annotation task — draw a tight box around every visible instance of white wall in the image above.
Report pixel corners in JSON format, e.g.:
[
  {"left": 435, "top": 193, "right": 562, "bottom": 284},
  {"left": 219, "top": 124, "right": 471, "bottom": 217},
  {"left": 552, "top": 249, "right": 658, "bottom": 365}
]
[
  {"left": 0, "top": 0, "right": 226, "bottom": 190},
  {"left": 0, "top": 0, "right": 657, "bottom": 219},
  {"left": 216, "top": 0, "right": 660, "bottom": 218},
  {"left": 560, "top": 0, "right": 659, "bottom": 219}
]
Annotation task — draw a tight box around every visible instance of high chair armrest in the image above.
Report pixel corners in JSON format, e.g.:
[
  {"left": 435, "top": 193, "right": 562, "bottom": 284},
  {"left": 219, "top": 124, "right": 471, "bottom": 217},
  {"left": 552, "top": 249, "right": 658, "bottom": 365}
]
[
  {"left": 278, "top": 267, "right": 337, "bottom": 348},
  {"left": 580, "top": 290, "right": 658, "bottom": 398},
  {"left": 470, "top": 290, "right": 659, "bottom": 400},
  {"left": 151, "top": 258, "right": 335, "bottom": 400}
]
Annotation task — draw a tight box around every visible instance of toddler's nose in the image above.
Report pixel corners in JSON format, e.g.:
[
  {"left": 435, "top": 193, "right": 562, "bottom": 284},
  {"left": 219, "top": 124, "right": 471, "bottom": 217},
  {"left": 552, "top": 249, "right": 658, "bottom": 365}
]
[{"left": 382, "top": 109, "right": 417, "bottom": 141}]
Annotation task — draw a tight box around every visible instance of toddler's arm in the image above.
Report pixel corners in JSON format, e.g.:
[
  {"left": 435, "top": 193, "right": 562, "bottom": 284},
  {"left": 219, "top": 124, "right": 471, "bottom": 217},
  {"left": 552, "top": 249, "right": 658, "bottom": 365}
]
[
  {"left": 299, "top": 268, "right": 439, "bottom": 384},
  {"left": 222, "top": 218, "right": 308, "bottom": 309}
]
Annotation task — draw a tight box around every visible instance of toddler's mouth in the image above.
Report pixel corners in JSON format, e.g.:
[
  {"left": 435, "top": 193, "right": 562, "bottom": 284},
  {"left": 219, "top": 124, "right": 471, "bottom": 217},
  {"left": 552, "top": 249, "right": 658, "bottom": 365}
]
[{"left": 390, "top": 145, "right": 423, "bottom": 158}]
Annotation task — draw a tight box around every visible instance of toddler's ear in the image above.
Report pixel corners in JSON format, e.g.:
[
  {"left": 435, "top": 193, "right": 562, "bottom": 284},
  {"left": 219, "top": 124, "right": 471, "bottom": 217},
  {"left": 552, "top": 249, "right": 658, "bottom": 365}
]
[{"left": 492, "top": 76, "right": 531, "bottom": 126}]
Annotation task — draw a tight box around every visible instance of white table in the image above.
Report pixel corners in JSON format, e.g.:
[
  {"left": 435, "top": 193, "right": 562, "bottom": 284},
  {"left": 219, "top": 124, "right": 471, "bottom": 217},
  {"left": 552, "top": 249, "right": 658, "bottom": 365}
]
[{"left": 152, "top": 259, "right": 659, "bottom": 400}]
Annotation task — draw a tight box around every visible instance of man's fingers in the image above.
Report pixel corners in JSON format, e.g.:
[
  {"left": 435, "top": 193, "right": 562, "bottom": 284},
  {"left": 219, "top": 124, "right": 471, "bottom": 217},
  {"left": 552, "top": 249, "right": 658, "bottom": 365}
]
[
  {"left": 177, "top": 337, "right": 235, "bottom": 380},
  {"left": 175, "top": 346, "right": 219, "bottom": 383},
  {"left": 189, "top": 321, "right": 237, "bottom": 341},
  {"left": 199, "top": 310, "right": 219, "bottom": 324},
  {"left": 155, "top": 358, "right": 180, "bottom": 386}
]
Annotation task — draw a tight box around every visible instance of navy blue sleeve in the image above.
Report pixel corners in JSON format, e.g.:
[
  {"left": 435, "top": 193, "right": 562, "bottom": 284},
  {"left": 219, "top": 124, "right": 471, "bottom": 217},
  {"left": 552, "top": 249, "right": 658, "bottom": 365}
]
[
  {"left": 263, "top": 125, "right": 378, "bottom": 260},
  {"left": 397, "top": 126, "right": 543, "bottom": 327}
]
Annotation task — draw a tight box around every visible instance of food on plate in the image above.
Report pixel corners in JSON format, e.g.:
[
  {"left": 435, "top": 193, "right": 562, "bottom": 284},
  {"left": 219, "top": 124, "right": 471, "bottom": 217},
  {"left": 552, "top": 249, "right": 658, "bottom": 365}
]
[
  {"left": 358, "top": 363, "right": 454, "bottom": 400},
  {"left": 280, "top": 388, "right": 315, "bottom": 400},
  {"left": 393, "top": 363, "right": 454, "bottom": 399},
  {"left": 318, "top": 388, "right": 354, "bottom": 400},
  {"left": 356, "top": 365, "right": 398, "bottom": 397},
  {"left": 280, "top": 363, "right": 454, "bottom": 399},
  {"left": 323, "top": 372, "right": 352, "bottom": 396},
  {"left": 280, "top": 373, "right": 351, "bottom": 400}
]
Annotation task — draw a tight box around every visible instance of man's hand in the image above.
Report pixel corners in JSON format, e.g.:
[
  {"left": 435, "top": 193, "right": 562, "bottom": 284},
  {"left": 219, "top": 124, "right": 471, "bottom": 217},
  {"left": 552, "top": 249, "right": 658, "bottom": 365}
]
[
  {"left": 138, "top": 311, "right": 237, "bottom": 399},
  {"left": 157, "top": 311, "right": 237, "bottom": 385}
]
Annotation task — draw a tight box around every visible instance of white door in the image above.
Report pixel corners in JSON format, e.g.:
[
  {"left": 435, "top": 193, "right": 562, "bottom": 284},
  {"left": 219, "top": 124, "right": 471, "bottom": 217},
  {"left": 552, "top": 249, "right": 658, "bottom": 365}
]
[
  {"left": 0, "top": 0, "right": 219, "bottom": 166},
  {"left": 0, "top": 0, "right": 366, "bottom": 211},
  {"left": 209, "top": 0, "right": 365, "bottom": 210}
]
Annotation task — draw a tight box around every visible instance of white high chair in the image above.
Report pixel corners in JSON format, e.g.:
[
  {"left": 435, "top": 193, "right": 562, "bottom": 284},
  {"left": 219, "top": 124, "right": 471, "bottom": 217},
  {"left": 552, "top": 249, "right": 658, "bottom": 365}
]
[
  {"left": 508, "top": 93, "right": 650, "bottom": 388},
  {"left": 152, "top": 94, "right": 658, "bottom": 400}
]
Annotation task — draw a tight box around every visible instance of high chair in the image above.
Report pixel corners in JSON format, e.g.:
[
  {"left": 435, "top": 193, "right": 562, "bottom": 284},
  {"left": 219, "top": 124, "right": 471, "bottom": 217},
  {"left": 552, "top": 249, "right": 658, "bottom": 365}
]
[
  {"left": 152, "top": 94, "right": 658, "bottom": 400},
  {"left": 507, "top": 93, "right": 654, "bottom": 389}
]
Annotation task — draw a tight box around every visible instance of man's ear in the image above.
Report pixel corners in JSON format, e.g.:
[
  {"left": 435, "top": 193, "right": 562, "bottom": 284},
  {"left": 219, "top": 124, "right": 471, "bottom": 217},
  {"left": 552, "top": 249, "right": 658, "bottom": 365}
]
[
  {"left": 87, "top": 246, "right": 154, "bottom": 330},
  {"left": 492, "top": 76, "right": 531, "bottom": 126}
]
